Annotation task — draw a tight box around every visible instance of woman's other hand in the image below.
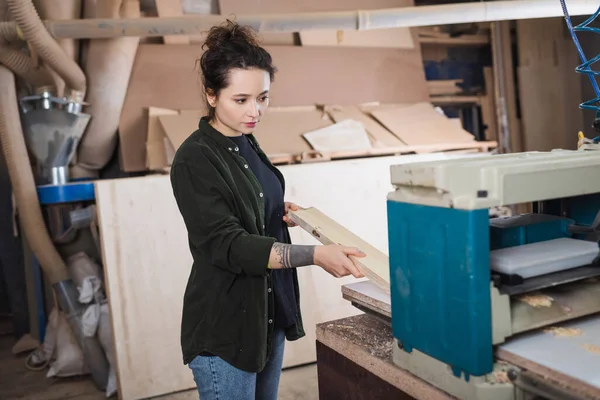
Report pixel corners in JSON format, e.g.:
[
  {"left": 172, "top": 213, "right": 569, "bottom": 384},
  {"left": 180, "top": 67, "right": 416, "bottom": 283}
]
[
  {"left": 283, "top": 202, "right": 301, "bottom": 227},
  {"left": 314, "top": 245, "right": 366, "bottom": 279}
]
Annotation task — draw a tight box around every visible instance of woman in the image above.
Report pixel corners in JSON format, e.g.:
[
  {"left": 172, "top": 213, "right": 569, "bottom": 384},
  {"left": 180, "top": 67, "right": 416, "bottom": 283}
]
[{"left": 170, "top": 20, "right": 366, "bottom": 400}]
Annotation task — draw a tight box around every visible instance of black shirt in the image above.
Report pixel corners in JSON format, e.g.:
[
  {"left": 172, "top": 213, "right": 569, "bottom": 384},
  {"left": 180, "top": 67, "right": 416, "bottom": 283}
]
[
  {"left": 228, "top": 134, "right": 299, "bottom": 329},
  {"left": 169, "top": 117, "right": 305, "bottom": 373}
]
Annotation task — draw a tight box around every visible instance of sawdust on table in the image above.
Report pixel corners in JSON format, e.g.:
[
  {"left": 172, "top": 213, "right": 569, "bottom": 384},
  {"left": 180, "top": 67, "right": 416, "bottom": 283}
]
[
  {"left": 325, "top": 314, "right": 393, "bottom": 360},
  {"left": 517, "top": 294, "right": 554, "bottom": 308},
  {"left": 543, "top": 326, "right": 583, "bottom": 337},
  {"left": 582, "top": 343, "right": 600, "bottom": 355},
  {"left": 493, "top": 370, "right": 510, "bottom": 384}
]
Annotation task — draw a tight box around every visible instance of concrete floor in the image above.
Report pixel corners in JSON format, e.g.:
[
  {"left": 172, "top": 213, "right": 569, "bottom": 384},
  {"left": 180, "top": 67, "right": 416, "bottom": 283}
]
[{"left": 0, "top": 317, "right": 319, "bottom": 400}]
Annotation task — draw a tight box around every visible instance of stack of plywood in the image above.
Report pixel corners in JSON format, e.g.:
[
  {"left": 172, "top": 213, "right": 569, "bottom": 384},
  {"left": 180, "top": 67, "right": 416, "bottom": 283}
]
[
  {"left": 118, "top": 0, "right": 497, "bottom": 173},
  {"left": 145, "top": 102, "right": 492, "bottom": 171}
]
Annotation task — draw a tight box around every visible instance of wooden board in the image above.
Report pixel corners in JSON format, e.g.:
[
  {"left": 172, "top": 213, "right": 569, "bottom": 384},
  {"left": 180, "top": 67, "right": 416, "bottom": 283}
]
[
  {"left": 326, "top": 105, "right": 407, "bottom": 148},
  {"left": 369, "top": 102, "right": 475, "bottom": 147},
  {"left": 300, "top": 28, "right": 414, "bottom": 49},
  {"left": 219, "top": 0, "right": 412, "bottom": 15},
  {"left": 146, "top": 107, "right": 179, "bottom": 170},
  {"left": 302, "top": 120, "right": 372, "bottom": 153},
  {"left": 342, "top": 280, "right": 391, "bottom": 318},
  {"left": 253, "top": 107, "right": 333, "bottom": 156},
  {"left": 289, "top": 207, "right": 390, "bottom": 293},
  {"left": 95, "top": 176, "right": 194, "bottom": 400},
  {"left": 119, "top": 44, "right": 429, "bottom": 172},
  {"left": 516, "top": 18, "right": 584, "bottom": 152},
  {"left": 497, "top": 314, "right": 600, "bottom": 399}
]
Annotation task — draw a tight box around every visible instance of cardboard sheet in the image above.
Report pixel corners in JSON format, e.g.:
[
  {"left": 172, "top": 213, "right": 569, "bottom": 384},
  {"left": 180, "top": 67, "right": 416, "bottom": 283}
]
[
  {"left": 120, "top": 44, "right": 429, "bottom": 172},
  {"left": 368, "top": 102, "right": 475, "bottom": 147}
]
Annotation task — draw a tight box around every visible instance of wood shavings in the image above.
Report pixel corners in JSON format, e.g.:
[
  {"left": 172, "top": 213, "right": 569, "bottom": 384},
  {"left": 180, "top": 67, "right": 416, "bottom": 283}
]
[
  {"left": 517, "top": 294, "right": 554, "bottom": 308},
  {"left": 543, "top": 327, "right": 583, "bottom": 337},
  {"left": 581, "top": 343, "right": 600, "bottom": 355},
  {"left": 494, "top": 370, "right": 510, "bottom": 384}
]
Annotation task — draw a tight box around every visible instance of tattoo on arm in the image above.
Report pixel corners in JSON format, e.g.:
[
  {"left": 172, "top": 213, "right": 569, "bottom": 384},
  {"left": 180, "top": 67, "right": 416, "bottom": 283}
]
[{"left": 272, "top": 243, "right": 315, "bottom": 269}]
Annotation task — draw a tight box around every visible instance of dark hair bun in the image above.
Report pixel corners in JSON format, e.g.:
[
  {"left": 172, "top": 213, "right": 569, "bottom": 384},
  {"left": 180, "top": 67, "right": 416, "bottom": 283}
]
[
  {"left": 198, "top": 19, "right": 277, "bottom": 120},
  {"left": 203, "top": 19, "right": 261, "bottom": 51}
]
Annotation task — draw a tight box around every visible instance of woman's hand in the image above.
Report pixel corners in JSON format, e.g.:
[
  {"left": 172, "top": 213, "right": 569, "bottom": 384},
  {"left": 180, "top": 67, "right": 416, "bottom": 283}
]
[
  {"left": 314, "top": 245, "right": 366, "bottom": 279},
  {"left": 283, "top": 202, "right": 301, "bottom": 227}
]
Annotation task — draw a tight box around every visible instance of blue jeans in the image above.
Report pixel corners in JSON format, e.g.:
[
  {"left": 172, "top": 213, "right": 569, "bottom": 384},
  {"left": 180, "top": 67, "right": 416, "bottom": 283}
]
[{"left": 188, "top": 329, "right": 286, "bottom": 400}]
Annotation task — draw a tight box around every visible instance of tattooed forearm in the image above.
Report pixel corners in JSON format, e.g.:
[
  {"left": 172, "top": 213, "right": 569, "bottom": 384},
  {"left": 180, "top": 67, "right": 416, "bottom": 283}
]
[{"left": 270, "top": 243, "right": 315, "bottom": 269}]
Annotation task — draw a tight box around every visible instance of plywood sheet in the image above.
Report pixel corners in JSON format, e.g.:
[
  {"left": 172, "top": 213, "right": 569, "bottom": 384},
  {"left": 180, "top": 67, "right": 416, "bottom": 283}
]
[
  {"left": 300, "top": 28, "right": 414, "bottom": 49},
  {"left": 158, "top": 111, "right": 203, "bottom": 151},
  {"left": 146, "top": 107, "right": 179, "bottom": 170},
  {"left": 498, "top": 315, "right": 600, "bottom": 399},
  {"left": 302, "top": 119, "right": 372, "bottom": 153},
  {"left": 119, "top": 44, "right": 429, "bottom": 172},
  {"left": 289, "top": 207, "right": 390, "bottom": 293},
  {"left": 326, "top": 105, "right": 406, "bottom": 148},
  {"left": 252, "top": 107, "right": 333, "bottom": 156},
  {"left": 369, "top": 102, "right": 475, "bottom": 146},
  {"left": 518, "top": 66, "right": 567, "bottom": 152},
  {"left": 95, "top": 176, "right": 195, "bottom": 400}
]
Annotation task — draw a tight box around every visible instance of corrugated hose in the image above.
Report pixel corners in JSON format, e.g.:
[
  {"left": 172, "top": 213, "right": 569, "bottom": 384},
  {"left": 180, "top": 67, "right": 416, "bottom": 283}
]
[{"left": 559, "top": 0, "right": 600, "bottom": 138}]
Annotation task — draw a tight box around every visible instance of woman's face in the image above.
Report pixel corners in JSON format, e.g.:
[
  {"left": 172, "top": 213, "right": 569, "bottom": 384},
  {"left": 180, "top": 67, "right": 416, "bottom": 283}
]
[{"left": 207, "top": 67, "right": 271, "bottom": 137}]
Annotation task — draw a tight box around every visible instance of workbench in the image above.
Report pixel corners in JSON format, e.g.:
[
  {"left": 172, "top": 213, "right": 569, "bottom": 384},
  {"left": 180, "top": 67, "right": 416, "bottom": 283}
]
[
  {"left": 315, "top": 313, "right": 453, "bottom": 400},
  {"left": 316, "top": 281, "right": 600, "bottom": 400}
]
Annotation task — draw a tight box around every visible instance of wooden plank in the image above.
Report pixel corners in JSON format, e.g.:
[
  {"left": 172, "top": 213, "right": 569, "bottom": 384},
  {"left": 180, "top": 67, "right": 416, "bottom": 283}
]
[
  {"left": 481, "top": 67, "right": 498, "bottom": 142},
  {"left": 518, "top": 65, "right": 566, "bottom": 151},
  {"left": 299, "top": 28, "right": 414, "bottom": 49},
  {"left": 497, "top": 314, "right": 600, "bottom": 399},
  {"left": 491, "top": 21, "right": 522, "bottom": 153},
  {"left": 219, "top": 0, "right": 412, "bottom": 15},
  {"left": 95, "top": 176, "right": 195, "bottom": 400},
  {"left": 516, "top": 18, "right": 584, "bottom": 151},
  {"left": 289, "top": 207, "right": 390, "bottom": 294},
  {"left": 342, "top": 280, "right": 391, "bottom": 318},
  {"left": 119, "top": 44, "right": 429, "bottom": 172}
]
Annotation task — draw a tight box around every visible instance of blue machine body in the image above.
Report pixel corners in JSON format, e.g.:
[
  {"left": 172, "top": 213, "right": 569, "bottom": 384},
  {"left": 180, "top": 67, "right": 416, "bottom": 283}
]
[
  {"left": 489, "top": 214, "right": 574, "bottom": 250},
  {"left": 387, "top": 191, "right": 600, "bottom": 380},
  {"left": 387, "top": 200, "right": 492, "bottom": 379}
]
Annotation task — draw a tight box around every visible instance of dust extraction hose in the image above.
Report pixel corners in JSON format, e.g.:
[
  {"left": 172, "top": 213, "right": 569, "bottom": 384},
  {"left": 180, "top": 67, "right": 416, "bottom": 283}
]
[
  {"left": 73, "top": 0, "right": 140, "bottom": 177},
  {"left": 0, "top": 46, "right": 54, "bottom": 88},
  {"left": 6, "top": 0, "right": 86, "bottom": 94},
  {"left": 0, "top": 66, "right": 109, "bottom": 390}
]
